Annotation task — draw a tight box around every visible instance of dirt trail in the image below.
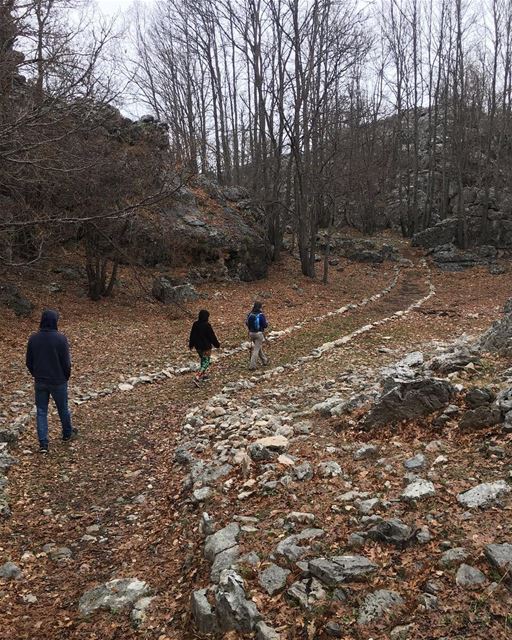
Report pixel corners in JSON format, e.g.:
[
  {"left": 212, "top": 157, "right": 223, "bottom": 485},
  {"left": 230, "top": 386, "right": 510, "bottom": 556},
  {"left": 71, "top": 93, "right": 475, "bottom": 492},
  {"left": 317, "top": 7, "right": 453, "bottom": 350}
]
[{"left": 1, "top": 255, "right": 511, "bottom": 639}]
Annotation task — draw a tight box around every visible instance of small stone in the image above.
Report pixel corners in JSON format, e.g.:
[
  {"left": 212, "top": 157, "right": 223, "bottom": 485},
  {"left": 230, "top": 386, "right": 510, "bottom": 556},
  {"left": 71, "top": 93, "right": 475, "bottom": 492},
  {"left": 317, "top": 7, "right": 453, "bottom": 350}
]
[
  {"left": 348, "top": 533, "right": 366, "bottom": 548},
  {"left": 316, "top": 461, "right": 342, "bottom": 478},
  {"left": 239, "top": 552, "right": 261, "bottom": 567},
  {"left": 0, "top": 562, "right": 21, "bottom": 580},
  {"left": 353, "top": 444, "right": 379, "bottom": 460},
  {"left": 418, "top": 593, "right": 438, "bottom": 610},
  {"left": 50, "top": 547, "right": 72, "bottom": 561},
  {"left": 86, "top": 524, "right": 100, "bottom": 534},
  {"left": 276, "top": 528, "right": 325, "bottom": 562},
  {"left": 293, "top": 461, "right": 314, "bottom": 481},
  {"left": 193, "top": 487, "right": 213, "bottom": 503},
  {"left": 440, "top": 547, "right": 468, "bottom": 568},
  {"left": 325, "top": 621, "right": 344, "bottom": 637},
  {"left": 358, "top": 589, "right": 404, "bottom": 625},
  {"left": 22, "top": 594, "right": 37, "bottom": 604},
  {"left": 286, "top": 512, "right": 315, "bottom": 525},
  {"left": 357, "top": 498, "right": 379, "bottom": 515},
  {"left": 390, "top": 624, "right": 414, "bottom": 640},
  {"left": 416, "top": 526, "right": 432, "bottom": 544},
  {"left": 287, "top": 578, "right": 326, "bottom": 610},
  {"left": 456, "top": 564, "right": 487, "bottom": 589},
  {"left": 404, "top": 454, "right": 426, "bottom": 470},
  {"left": 401, "top": 479, "right": 435, "bottom": 501}
]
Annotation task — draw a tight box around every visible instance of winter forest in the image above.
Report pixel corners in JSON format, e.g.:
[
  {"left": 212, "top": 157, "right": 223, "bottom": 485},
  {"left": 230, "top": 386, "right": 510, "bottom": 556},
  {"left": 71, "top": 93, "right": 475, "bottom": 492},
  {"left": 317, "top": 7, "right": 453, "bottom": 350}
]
[{"left": 3, "top": 1, "right": 512, "bottom": 639}]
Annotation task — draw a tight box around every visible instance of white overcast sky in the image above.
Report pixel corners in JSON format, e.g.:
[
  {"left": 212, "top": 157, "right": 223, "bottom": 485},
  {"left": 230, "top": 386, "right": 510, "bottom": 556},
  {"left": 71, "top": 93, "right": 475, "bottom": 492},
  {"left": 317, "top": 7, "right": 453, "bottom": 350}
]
[{"left": 96, "top": 0, "right": 145, "bottom": 15}]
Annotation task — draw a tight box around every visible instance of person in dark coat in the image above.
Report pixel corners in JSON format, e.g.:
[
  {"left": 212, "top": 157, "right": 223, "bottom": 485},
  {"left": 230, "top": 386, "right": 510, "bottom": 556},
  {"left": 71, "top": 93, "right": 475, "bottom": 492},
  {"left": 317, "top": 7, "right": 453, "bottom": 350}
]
[
  {"left": 26, "top": 309, "right": 77, "bottom": 453},
  {"left": 189, "top": 309, "right": 220, "bottom": 386}
]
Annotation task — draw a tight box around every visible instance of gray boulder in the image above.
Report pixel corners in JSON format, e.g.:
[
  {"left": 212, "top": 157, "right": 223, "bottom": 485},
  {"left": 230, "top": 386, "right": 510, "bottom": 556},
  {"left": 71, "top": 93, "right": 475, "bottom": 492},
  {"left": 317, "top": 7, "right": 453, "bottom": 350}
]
[
  {"left": 484, "top": 543, "right": 512, "bottom": 572},
  {"left": 287, "top": 577, "right": 327, "bottom": 610},
  {"left": 459, "top": 405, "right": 502, "bottom": 431},
  {"left": 79, "top": 578, "right": 151, "bottom": 616},
  {"left": 429, "top": 243, "right": 483, "bottom": 271},
  {"left": 428, "top": 349, "right": 480, "bottom": 374},
  {"left": 191, "top": 589, "right": 219, "bottom": 635},
  {"left": 366, "top": 519, "right": 414, "bottom": 548},
  {"left": 363, "top": 379, "right": 453, "bottom": 429},
  {"left": 466, "top": 388, "right": 495, "bottom": 408},
  {"left": 480, "top": 302, "right": 512, "bottom": 355},
  {"left": 0, "top": 282, "right": 33, "bottom": 317},
  {"left": 309, "top": 555, "right": 378, "bottom": 587},
  {"left": 152, "top": 277, "right": 199, "bottom": 304},
  {"left": 215, "top": 570, "right": 262, "bottom": 633},
  {"left": 204, "top": 523, "right": 240, "bottom": 561},
  {"left": 440, "top": 547, "right": 468, "bottom": 568},
  {"left": 411, "top": 218, "right": 457, "bottom": 249},
  {"left": 0, "top": 561, "right": 21, "bottom": 580},
  {"left": 401, "top": 479, "right": 436, "bottom": 501},
  {"left": 455, "top": 564, "right": 487, "bottom": 589},
  {"left": 457, "top": 480, "right": 511, "bottom": 509},
  {"left": 276, "top": 528, "right": 325, "bottom": 562},
  {"left": 357, "top": 589, "right": 404, "bottom": 625},
  {"left": 258, "top": 563, "right": 290, "bottom": 595}
]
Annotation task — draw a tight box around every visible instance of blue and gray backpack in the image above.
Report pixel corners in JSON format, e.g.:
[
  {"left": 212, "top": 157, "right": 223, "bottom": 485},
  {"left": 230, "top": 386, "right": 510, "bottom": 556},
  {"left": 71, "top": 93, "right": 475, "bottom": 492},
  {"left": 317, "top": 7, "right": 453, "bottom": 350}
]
[{"left": 247, "top": 312, "right": 261, "bottom": 332}]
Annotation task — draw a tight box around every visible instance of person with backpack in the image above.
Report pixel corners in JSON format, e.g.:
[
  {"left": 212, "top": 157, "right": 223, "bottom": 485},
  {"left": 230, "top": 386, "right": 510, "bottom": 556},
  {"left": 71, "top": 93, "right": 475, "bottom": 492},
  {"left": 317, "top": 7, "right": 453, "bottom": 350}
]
[
  {"left": 189, "top": 309, "right": 220, "bottom": 387},
  {"left": 26, "top": 309, "right": 78, "bottom": 453},
  {"left": 246, "top": 301, "right": 269, "bottom": 370}
]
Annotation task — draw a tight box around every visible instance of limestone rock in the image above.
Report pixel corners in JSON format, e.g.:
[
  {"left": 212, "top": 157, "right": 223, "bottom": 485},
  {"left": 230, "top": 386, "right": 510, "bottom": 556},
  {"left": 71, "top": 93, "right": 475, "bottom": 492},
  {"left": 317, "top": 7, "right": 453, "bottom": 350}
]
[
  {"left": 215, "top": 570, "right": 262, "bottom": 633},
  {"left": 363, "top": 379, "right": 453, "bottom": 429},
  {"left": 401, "top": 479, "right": 436, "bottom": 501},
  {"left": 79, "top": 578, "right": 151, "bottom": 616},
  {"left": 204, "top": 523, "right": 240, "bottom": 561},
  {"left": 258, "top": 563, "right": 290, "bottom": 596},
  {"left": 276, "top": 528, "right": 325, "bottom": 562},
  {"left": 456, "top": 564, "right": 487, "bottom": 589},
  {"left": 287, "top": 577, "right": 327, "bottom": 610},
  {"left": 404, "top": 453, "right": 426, "bottom": 470},
  {"left": 484, "top": 543, "right": 512, "bottom": 572},
  {"left": 191, "top": 588, "right": 219, "bottom": 635},
  {"left": 316, "top": 461, "right": 342, "bottom": 478},
  {"left": 256, "top": 621, "right": 281, "bottom": 640},
  {"left": 440, "top": 547, "right": 468, "bottom": 568},
  {"left": 309, "top": 555, "right": 378, "bottom": 587},
  {"left": 366, "top": 519, "right": 414, "bottom": 548},
  {"left": 457, "top": 481, "right": 510, "bottom": 509},
  {"left": 0, "top": 561, "right": 21, "bottom": 580},
  {"left": 358, "top": 589, "right": 404, "bottom": 625}
]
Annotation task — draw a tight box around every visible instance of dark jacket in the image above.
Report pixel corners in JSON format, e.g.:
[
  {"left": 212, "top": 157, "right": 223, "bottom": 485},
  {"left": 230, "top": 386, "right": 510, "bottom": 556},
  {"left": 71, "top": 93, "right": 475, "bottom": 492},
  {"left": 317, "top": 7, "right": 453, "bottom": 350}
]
[
  {"left": 189, "top": 318, "right": 220, "bottom": 352},
  {"left": 26, "top": 310, "right": 71, "bottom": 385}
]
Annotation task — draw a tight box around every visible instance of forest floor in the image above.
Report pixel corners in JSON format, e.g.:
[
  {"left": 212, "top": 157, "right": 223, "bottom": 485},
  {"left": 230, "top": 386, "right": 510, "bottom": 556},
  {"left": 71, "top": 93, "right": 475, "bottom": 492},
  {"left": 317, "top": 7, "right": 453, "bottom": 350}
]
[{"left": 1, "top": 240, "right": 512, "bottom": 640}]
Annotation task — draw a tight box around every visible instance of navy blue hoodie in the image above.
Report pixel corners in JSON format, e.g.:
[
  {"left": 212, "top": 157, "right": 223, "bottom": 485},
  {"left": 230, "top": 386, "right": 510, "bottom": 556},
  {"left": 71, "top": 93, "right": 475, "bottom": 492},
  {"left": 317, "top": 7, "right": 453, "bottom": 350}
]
[{"left": 26, "top": 310, "right": 71, "bottom": 385}]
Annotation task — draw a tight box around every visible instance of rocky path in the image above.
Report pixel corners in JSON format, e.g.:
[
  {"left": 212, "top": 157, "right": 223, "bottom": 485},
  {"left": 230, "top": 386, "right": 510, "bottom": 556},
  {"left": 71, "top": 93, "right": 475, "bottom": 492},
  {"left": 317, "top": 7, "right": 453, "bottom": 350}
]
[{"left": 1, "top": 257, "right": 512, "bottom": 640}]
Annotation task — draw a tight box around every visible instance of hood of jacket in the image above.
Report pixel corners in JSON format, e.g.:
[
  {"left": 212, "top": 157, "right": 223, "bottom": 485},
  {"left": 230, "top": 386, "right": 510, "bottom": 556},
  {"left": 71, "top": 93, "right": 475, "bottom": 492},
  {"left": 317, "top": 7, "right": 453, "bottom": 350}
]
[{"left": 39, "top": 309, "right": 59, "bottom": 331}]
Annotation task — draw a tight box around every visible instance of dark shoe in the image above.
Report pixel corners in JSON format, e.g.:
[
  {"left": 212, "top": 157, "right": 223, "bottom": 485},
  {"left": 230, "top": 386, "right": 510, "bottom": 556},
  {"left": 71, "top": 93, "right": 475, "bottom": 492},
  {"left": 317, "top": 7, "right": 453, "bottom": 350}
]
[
  {"left": 39, "top": 444, "right": 49, "bottom": 454},
  {"left": 63, "top": 428, "right": 79, "bottom": 442}
]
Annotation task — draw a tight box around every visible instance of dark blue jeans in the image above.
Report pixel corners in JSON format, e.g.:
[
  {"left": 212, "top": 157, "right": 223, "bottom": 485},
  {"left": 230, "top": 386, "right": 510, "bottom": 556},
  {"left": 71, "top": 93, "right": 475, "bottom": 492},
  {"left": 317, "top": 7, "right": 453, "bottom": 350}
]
[{"left": 35, "top": 382, "right": 73, "bottom": 447}]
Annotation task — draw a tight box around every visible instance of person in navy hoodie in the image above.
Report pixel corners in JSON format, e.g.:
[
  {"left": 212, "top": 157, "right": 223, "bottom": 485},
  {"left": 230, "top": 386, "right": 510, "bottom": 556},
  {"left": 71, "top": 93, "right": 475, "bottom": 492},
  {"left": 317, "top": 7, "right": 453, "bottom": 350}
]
[{"left": 26, "top": 309, "right": 77, "bottom": 453}]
